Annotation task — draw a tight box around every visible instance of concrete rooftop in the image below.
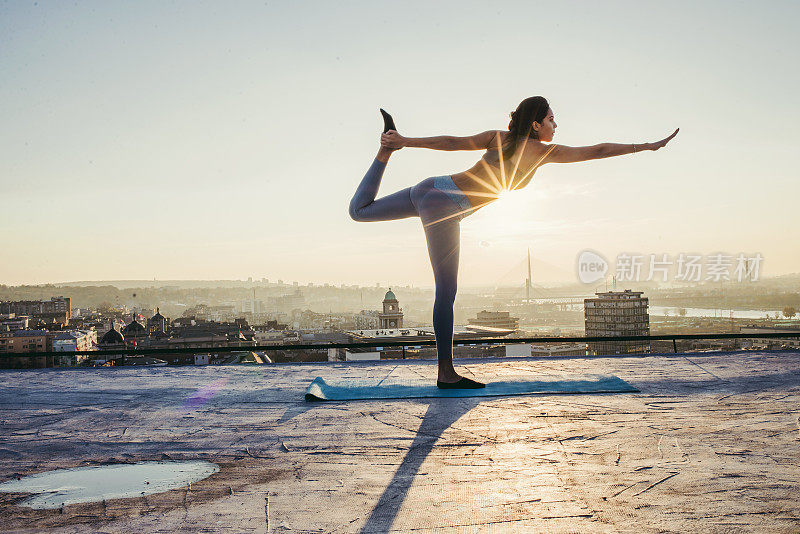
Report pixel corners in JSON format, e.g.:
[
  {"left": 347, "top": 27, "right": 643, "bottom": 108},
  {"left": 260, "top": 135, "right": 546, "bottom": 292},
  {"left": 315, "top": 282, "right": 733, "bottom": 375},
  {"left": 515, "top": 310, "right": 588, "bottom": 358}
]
[{"left": 1, "top": 350, "right": 799, "bottom": 533}]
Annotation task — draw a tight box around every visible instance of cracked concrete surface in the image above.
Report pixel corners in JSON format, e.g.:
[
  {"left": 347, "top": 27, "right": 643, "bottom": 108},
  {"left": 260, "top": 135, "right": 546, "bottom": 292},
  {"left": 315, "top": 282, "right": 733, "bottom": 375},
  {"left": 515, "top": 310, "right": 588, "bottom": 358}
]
[{"left": 1, "top": 350, "right": 799, "bottom": 532}]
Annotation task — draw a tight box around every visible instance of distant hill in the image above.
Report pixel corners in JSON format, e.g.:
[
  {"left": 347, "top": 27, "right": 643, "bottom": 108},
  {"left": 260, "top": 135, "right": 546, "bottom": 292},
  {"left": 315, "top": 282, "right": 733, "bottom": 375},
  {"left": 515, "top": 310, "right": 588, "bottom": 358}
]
[{"left": 51, "top": 280, "right": 284, "bottom": 289}]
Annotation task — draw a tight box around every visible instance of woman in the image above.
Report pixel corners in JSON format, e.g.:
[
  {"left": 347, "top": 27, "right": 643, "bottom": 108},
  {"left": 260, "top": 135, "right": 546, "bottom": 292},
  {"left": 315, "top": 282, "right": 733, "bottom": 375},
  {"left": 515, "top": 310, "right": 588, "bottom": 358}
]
[{"left": 349, "top": 96, "right": 678, "bottom": 389}]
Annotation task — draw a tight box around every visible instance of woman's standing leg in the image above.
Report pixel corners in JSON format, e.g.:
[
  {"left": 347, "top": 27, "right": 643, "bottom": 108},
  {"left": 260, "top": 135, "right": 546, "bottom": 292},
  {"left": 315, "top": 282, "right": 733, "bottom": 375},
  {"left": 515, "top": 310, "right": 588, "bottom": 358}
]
[
  {"left": 422, "top": 216, "right": 460, "bottom": 363},
  {"left": 412, "top": 182, "right": 484, "bottom": 387}
]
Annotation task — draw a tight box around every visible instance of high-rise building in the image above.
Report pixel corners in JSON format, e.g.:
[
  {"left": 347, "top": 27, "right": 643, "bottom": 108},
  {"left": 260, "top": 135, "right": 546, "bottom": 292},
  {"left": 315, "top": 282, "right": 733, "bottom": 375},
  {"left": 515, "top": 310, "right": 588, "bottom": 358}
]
[{"left": 584, "top": 289, "right": 650, "bottom": 355}]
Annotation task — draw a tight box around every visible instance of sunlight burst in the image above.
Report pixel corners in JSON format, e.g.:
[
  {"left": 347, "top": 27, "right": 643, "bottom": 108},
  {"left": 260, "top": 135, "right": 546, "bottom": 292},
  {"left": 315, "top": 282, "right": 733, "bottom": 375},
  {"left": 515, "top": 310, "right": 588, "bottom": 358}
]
[{"left": 423, "top": 143, "right": 556, "bottom": 228}]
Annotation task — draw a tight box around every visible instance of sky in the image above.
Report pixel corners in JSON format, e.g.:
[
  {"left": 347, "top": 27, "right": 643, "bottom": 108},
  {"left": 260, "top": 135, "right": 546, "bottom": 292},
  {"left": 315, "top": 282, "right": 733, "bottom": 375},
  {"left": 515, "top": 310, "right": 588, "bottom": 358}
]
[{"left": 1, "top": 0, "right": 798, "bottom": 288}]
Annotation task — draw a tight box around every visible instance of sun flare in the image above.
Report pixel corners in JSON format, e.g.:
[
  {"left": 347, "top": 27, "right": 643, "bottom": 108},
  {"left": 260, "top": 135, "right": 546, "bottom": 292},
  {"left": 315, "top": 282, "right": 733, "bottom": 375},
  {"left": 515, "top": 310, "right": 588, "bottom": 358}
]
[{"left": 422, "top": 143, "right": 556, "bottom": 228}]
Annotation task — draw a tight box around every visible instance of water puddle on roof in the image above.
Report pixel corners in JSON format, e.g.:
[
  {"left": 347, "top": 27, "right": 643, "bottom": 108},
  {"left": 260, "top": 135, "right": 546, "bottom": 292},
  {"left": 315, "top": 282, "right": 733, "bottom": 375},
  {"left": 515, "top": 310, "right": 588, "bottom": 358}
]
[{"left": 0, "top": 460, "right": 219, "bottom": 509}]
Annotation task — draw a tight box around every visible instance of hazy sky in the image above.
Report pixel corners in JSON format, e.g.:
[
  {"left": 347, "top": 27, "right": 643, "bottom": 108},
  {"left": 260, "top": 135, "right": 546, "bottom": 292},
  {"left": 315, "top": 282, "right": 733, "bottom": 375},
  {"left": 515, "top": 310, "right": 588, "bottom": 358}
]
[{"left": 2, "top": 1, "right": 798, "bottom": 288}]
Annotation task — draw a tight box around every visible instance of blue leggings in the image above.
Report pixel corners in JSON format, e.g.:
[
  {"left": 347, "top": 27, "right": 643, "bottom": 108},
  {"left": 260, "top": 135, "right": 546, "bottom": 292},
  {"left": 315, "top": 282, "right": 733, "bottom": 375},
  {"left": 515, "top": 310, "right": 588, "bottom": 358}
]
[{"left": 349, "top": 158, "right": 474, "bottom": 361}]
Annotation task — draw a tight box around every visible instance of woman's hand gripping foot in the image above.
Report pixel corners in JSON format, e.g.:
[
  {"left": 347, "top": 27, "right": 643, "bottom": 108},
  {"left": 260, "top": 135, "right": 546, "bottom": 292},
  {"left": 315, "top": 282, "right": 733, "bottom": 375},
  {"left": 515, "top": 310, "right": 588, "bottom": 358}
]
[{"left": 377, "top": 108, "right": 406, "bottom": 162}]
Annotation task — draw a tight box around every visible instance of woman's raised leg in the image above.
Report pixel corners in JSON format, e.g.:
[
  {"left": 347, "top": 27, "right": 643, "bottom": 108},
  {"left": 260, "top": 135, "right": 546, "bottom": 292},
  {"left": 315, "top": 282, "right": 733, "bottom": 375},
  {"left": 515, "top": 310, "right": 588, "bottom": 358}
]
[{"left": 349, "top": 150, "right": 417, "bottom": 222}]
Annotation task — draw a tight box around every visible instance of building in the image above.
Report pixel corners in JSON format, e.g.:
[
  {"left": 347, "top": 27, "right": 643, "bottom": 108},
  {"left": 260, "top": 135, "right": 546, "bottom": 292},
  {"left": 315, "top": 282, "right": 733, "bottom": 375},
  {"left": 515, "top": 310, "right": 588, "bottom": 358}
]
[
  {"left": 503, "top": 341, "right": 587, "bottom": 358},
  {"left": 51, "top": 330, "right": 97, "bottom": 366},
  {"left": 240, "top": 299, "right": 264, "bottom": 315},
  {"left": 172, "top": 316, "right": 197, "bottom": 328},
  {"left": 267, "top": 289, "right": 305, "bottom": 313},
  {"left": 206, "top": 305, "right": 238, "bottom": 322},
  {"left": 0, "top": 314, "right": 30, "bottom": 331},
  {"left": 185, "top": 304, "right": 238, "bottom": 323},
  {"left": 0, "top": 297, "right": 71, "bottom": 322},
  {"left": 52, "top": 330, "right": 96, "bottom": 353},
  {"left": 379, "top": 289, "right": 403, "bottom": 329},
  {"left": 0, "top": 298, "right": 70, "bottom": 327},
  {"left": 343, "top": 349, "right": 381, "bottom": 361},
  {"left": 468, "top": 310, "right": 519, "bottom": 331},
  {"left": 530, "top": 343, "right": 588, "bottom": 357},
  {"left": 94, "top": 318, "right": 122, "bottom": 341},
  {"left": 254, "top": 329, "right": 284, "bottom": 345},
  {"left": 355, "top": 310, "right": 380, "bottom": 330},
  {"left": 253, "top": 319, "right": 288, "bottom": 345},
  {"left": 121, "top": 316, "right": 147, "bottom": 348},
  {"left": 739, "top": 325, "right": 800, "bottom": 350},
  {"left": 0, "top": 328, "right": 52, "bottom": 368},
  {"left": 584, "top": 289, "right": 650, "bottom": 355},
  {"left": 104, "top": 310, "right": 258, "bottom": 365},
  {"left": 98, "top": 323, "right": 126, "bottom": 365},
  {"left": 163, "top": 329, "right": 250, "bottom": 365},
  {"left": 341, "top": 324, "right": 515, "bottom": 361},
  {"left": 147, "top": 308, "right": 169, "bottom": 335},
  {"left": 0, "top": 328, "right": 49, "bottom": 353},
  {"left": 99, "top": 323, "right": 125, "bottom": 348}
]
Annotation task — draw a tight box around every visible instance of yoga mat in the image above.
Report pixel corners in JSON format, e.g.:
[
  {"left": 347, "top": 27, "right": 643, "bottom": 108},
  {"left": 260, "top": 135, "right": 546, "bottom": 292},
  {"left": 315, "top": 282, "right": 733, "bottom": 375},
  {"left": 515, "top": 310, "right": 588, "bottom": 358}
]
[{"left": 305, "top": 374, "right": 638, "bottom": 401}]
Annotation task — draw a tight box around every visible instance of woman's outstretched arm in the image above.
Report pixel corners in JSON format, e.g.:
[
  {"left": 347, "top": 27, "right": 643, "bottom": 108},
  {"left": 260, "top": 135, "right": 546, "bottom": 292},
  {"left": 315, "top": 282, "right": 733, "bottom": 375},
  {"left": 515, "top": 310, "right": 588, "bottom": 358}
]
[
  {"left": 545, "top": 128, "right": 679, "bottom": 163},
  {"left": 381, "top": 130, "right": 498, "bottom": 151}
]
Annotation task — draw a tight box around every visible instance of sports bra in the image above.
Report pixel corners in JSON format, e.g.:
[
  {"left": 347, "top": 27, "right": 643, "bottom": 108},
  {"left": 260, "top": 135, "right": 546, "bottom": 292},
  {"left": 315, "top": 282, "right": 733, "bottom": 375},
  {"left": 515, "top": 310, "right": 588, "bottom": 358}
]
[{"left": 477, "top": 142, "right": 557, "bottom": 190}]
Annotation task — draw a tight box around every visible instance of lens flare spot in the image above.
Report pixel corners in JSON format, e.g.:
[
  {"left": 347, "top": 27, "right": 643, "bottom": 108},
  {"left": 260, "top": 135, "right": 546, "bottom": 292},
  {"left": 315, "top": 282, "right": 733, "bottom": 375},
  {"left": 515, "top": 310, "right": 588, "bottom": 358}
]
[{"left": 181, "top": 377, "right": 229, "bottom": 413}]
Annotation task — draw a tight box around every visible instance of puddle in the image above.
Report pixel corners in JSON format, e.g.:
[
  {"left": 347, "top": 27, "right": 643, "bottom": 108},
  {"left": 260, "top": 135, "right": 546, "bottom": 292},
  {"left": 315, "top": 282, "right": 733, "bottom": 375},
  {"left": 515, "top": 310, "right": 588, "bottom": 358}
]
[{"left": 0, "top": 460, "right": 219, "bottom": 509}]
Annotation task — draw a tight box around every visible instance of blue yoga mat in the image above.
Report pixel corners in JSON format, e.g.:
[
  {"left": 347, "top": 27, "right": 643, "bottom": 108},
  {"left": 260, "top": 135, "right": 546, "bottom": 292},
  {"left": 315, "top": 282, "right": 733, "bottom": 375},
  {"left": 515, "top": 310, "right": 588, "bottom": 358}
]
[{"left": 305, "top": 374, "right": 638, "bottom": 401}]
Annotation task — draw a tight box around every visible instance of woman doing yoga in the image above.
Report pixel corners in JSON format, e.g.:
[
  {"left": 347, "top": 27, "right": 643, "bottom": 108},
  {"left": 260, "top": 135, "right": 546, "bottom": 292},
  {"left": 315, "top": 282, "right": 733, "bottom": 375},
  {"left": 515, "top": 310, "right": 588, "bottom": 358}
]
[{"left": 349, "top": 96, "right": 679, "bottom": 389}]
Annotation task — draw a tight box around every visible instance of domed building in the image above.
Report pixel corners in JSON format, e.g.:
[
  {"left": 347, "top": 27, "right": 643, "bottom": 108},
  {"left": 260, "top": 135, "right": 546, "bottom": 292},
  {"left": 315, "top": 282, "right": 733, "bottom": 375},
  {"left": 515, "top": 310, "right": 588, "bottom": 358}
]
[
  {"left": 147, "top": 307, "right": 168, "bottom": 335},
  {"left": 379, "top": 289, "right": 403, "bottom": 329},
  {"left": 121, "top": 316, "right": 146, "bottom": 347},
  {"left": 98, "top": 322, "right": 125, "bottom": 355},
  {"left": 99, "top": 323, "right": 124, "bottom": 347}
]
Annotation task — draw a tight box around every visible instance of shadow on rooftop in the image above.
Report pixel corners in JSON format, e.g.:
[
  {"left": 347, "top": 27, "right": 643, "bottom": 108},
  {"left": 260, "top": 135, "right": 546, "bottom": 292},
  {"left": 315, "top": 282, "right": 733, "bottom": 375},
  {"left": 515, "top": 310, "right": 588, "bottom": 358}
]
[
  {"left": 359, "top": 397, "right": 482, "bottom": 534},
  {"left": 278, "top": 403, "right": 317, "bottom": 424}
]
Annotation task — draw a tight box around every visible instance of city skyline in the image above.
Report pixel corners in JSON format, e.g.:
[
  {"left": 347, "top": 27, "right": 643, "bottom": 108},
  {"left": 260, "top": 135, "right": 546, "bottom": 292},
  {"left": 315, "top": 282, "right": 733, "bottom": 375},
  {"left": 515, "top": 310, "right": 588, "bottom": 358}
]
[{"left": 2, "top": 1, "right": 799, "bottom": 287}]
